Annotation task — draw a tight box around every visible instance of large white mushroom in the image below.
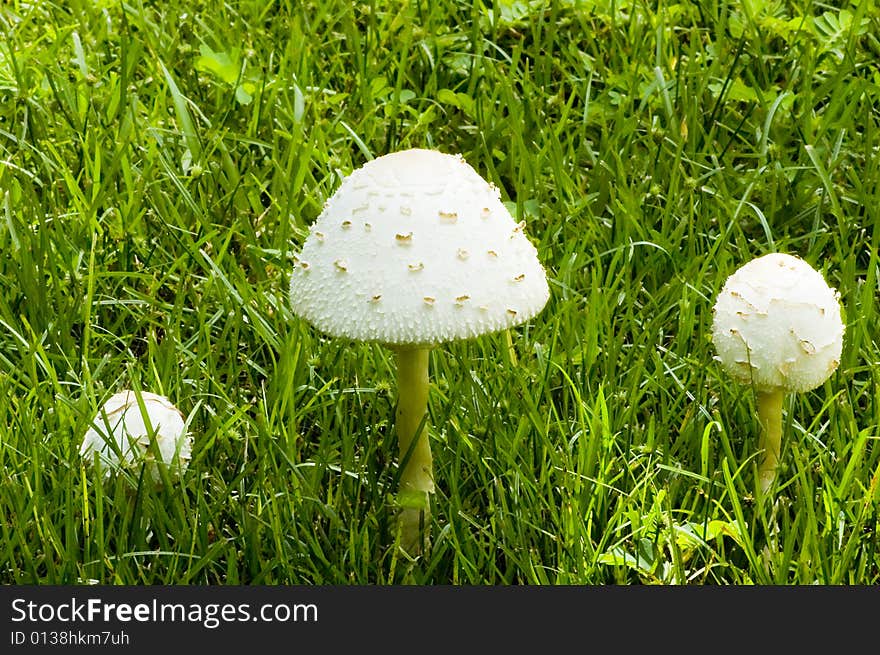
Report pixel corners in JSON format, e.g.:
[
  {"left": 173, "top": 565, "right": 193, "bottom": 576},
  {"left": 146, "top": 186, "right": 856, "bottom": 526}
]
[
  {"left": 80, "top": 390, "right": 192, "bottom": 483},
  {"left": 711, "top": 252, "right": 845, "bottom": 493},
  {"left": 290, "top": 148, "right": 550, "bottom": 553}
]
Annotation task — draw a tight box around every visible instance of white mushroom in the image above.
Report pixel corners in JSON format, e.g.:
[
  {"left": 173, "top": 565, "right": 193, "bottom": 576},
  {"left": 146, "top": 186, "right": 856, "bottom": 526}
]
[
  {"left": 80, "top": 390, "right": 192, "bottom": 483},
  {"left": 711, "top": 253, "right": 844, "bottom": 493},
  {"left": 290, "top": 148, "right": 550, "bottom": 553}
]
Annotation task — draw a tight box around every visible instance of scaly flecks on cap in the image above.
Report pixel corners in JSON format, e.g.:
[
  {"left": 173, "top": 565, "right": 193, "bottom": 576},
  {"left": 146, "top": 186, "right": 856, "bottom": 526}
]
[
  {"left": 711, "top": 253, "right": 845, "bottom": 392},
  {"left": 289, "top": 149, "right": 550, "bottom": 346}
]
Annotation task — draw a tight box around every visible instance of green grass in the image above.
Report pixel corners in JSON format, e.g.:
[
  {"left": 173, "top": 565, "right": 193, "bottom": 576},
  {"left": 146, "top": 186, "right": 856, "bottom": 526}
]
[{"left": 1, "top": 0, "right": 879, "bottom": 584}]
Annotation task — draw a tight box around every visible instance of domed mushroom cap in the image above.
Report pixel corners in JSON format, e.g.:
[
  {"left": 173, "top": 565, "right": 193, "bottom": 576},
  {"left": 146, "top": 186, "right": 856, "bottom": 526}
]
[
  {"left": 289, "top": 149, "right": 550, "bottom": 346},
  {"left": 711, "top": 253, "right": 845, "bottom": 393},
  {"left": 80, "top": 390, "right": 192, "bottom": 482}
]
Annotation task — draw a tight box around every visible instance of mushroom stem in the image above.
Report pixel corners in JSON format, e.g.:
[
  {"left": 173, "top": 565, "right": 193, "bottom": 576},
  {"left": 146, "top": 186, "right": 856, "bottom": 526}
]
[
  {"left": 393, "top": 346, "right": 435, "bottom": 553},
  {"left": 756, "top": 388, "right": 784, "bottom": 494}
]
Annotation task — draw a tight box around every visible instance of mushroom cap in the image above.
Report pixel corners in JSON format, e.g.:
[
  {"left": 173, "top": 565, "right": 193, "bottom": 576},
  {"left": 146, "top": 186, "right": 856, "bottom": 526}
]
[
  {"left": 289, "top": 149, "right": 550, "bottom": 346},
  {"left": 80, "top": 390, "right": 192, "bottom": 482},
  {"left": 711, "top": 253, "right": 845, "bottom": 393}
]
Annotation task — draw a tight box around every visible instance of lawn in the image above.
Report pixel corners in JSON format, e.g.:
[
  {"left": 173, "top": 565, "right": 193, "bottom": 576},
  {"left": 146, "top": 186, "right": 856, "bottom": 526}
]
[{"left": 1, "top": 0, "right": 878, "bottom": 584}]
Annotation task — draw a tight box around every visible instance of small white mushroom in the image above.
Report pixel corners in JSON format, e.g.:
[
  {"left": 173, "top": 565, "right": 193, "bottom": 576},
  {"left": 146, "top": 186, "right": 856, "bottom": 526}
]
[
  {"left": 80, "top": 391, "right": 192, "bottom": 484},
  {"left": 711, "top": 252, "right": 845, "bottom": 494}
]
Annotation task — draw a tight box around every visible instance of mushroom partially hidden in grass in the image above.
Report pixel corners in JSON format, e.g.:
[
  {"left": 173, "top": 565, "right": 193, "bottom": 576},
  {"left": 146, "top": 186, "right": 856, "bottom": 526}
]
[
  {"left": 711, "top": 253, "right": 844, "bottom": 494},
  {"left": 289, "top": 148, "right": 550, "bottom": 553},
  {"left": 80, "top": 390, "right": 192, "bottom": 483}
]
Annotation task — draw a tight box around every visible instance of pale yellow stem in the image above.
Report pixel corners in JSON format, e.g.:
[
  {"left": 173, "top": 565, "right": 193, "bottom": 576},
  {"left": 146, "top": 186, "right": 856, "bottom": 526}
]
[
  {"left": 756, "top": 388, "right": 784, "bottom": 494},
  {"left": 393, "top": 346, "right": 434, "bottom": 554}
]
